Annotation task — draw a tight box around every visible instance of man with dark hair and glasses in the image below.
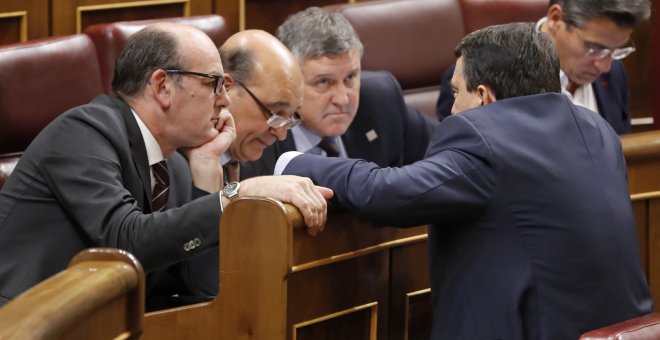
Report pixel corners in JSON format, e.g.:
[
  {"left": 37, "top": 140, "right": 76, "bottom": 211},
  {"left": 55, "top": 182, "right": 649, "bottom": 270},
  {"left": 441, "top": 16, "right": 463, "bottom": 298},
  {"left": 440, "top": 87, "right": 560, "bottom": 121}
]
[
  {"left": 436, "top": 0, "right": 651, "bottom": 135},
  {"left": 0, "top": 22, "right": 332, "bottom": 311},
  {"left": 240, "top": 7, "right": 437, "bottom": 179}
]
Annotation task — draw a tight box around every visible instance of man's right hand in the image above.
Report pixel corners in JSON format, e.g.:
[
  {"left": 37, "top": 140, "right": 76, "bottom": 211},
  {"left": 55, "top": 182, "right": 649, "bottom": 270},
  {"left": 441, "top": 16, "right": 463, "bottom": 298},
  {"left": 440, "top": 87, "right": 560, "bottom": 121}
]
[{"left": 183, "top": 109, "right": 236, "bottom": 192}]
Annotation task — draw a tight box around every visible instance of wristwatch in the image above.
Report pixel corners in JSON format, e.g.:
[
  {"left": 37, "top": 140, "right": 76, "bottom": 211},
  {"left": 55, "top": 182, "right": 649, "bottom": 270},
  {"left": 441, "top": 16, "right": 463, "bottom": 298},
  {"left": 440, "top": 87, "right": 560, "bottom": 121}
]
[{"left": 222, "top": 181, "right": 241, "bottom": 201}]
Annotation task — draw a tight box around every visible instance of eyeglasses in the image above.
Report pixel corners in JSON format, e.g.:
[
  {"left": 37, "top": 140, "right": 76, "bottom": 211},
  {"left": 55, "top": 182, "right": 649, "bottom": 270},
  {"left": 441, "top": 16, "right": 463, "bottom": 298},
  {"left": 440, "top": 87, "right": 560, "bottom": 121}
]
[
  {"left": 573, "top": 31, "right": 636, "bottom": 60},
  {"left": 164, "top": 69, "right": 225, "bottom": 95},
  {"left": 234, "top": 80, "right": 303, "bottom": 129}
]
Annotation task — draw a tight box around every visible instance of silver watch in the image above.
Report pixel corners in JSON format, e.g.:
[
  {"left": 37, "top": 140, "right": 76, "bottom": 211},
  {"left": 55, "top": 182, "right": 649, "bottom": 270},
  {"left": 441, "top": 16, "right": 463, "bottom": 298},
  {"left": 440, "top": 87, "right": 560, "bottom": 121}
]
[{"left": 222, "top": 181, "right": 241, "bottom": 201}]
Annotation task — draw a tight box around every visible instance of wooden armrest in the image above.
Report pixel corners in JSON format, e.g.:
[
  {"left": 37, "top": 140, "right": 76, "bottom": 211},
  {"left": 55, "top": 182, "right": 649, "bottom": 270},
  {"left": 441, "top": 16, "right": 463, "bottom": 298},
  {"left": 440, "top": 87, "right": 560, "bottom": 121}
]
[
  {"left": 0, "top": 247, "right": 144, "bottom": 339},
  {"left": 621, "top": 130, "right": 660, "bottom": 161},
  {"left": 580, "top": 313, "right": 660, "bottom": 340}
]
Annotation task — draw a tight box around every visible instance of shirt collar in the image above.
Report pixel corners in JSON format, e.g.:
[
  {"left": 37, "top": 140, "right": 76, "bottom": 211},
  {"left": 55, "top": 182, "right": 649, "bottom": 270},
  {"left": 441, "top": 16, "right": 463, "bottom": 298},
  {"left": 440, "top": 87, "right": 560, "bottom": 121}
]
[
  {"left": 131, "top": 109, "right": 164, "bottom": 166},
  {"left": 291, "top": 124, "right": 324, "bottom": 153}
]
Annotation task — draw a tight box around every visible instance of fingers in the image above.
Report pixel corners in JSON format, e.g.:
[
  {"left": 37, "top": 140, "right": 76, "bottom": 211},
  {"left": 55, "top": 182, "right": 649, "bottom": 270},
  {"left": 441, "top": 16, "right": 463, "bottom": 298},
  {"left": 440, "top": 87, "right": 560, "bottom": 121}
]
[
  {"left": 301, "top": 177, "right": 328, "bottom": 234},
  {"left": 317, "top": 186, "right": 334, "bottom": 200},
  {"left": 241, "top": 176, "right": 329, "bottom": 235}
]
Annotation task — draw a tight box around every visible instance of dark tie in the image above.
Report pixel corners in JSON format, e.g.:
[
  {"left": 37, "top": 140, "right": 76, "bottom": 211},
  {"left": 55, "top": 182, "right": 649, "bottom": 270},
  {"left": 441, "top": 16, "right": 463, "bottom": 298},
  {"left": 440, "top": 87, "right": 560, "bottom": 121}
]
[
  {"left": 318, "top": 137, "right": 340, "bottom": 157},
  {"left": 152, "top": 160, "right": 170, "bottom": 212},
  {"left": 223, "top": 161, "right": 240, "bottom": 184}
]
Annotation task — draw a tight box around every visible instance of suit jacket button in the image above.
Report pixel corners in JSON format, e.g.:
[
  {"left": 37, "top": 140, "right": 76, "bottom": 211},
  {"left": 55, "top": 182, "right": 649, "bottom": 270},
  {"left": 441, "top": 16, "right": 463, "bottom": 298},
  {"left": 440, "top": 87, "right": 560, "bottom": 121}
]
[
  {"left": 183, "top": 242, "right": 191, "bottom": 251},
  {"left": 193, "top": 238, "right": 201, "bottom": 247}
]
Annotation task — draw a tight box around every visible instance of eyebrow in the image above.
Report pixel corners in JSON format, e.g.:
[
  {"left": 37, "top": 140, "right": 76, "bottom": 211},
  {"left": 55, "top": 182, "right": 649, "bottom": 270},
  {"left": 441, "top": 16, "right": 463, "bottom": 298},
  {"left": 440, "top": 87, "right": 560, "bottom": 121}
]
[{"left": 583, "top": 39, "right": 610, "bottom": 49}]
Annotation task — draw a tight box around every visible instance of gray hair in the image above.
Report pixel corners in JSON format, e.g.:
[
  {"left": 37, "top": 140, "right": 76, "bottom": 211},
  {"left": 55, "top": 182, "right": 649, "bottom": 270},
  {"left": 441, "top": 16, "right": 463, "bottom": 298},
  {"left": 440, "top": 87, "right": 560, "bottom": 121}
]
[
  {"left": 550, "top": 0, "right": 651, "bottom": 28},
  {"left": 219, "top": 45, "right": 255, "bottom": 85},
  {"left": 276, "top": 7, "right": 364, "bottom": 62}
]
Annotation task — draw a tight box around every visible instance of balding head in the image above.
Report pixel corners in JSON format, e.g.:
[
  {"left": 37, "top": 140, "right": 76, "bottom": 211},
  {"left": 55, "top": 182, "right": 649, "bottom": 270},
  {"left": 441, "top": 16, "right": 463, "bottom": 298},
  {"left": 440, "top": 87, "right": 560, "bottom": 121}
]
[
  {"left": 220, "top": 29, "right": 302, "bottom": 91},
  {"left": 219, "top": 30, "right": 304, "bottom": 161},
  {"left": 113, "top": 22, "right": 219, "bottom": 98}
]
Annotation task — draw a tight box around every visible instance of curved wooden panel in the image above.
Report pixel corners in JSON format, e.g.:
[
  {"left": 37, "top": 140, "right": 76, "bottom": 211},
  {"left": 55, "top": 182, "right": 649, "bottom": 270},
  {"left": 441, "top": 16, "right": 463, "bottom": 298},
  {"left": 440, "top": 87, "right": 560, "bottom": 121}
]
[{"left": 0, "top": 248, "right": 144, "bottom": 339}]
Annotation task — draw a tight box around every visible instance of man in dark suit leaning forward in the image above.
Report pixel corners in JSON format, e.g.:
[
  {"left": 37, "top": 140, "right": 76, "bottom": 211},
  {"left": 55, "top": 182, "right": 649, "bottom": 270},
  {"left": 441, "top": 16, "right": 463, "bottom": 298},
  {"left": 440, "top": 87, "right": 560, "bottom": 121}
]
[
  {"left": 278, "top": 22, "right": 652, "bottom": 339},
  {"left": 0, "top": 23, "right": 331, "bottom": 309}
]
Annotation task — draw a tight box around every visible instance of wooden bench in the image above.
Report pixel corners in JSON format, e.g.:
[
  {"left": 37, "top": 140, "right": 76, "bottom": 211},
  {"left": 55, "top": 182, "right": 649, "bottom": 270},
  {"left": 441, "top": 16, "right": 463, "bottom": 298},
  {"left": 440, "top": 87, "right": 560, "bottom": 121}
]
[
  {"left": 0, "top": 248, "right": 144, "bottom": 339},
  {"left": 622, "top": 130, "right": 660, "bottom": 308},
  {"left": 143, "top": 197, "right": 430, "bottom": 339}
]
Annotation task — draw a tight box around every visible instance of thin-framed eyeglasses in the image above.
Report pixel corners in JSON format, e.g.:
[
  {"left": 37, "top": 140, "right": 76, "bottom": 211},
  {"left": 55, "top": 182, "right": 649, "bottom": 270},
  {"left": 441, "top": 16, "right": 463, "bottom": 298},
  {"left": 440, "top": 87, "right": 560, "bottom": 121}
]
[
  {"left": 163, "top": 69, "right": 225, "bottom": 95},
  {"left": 234, "top": 80, "right": 303, "bottom": 129},
  {"left": 573, "top": 30, "right": 636, "bottom": 60}
]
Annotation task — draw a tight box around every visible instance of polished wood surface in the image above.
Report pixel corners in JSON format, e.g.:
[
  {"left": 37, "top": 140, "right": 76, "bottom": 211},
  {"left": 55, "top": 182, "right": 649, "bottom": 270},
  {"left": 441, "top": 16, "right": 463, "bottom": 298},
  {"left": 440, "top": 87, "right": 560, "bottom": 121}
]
[
  {"left": 0, "top": 248, "right": 144, "bottom": 339},
  {"left": 622, "top": 130, "right": 660, "bottom": 195},
  {"left": 623, "top": 130, "right": 660, "bottom": 307},
  {"left": 141, "top": 197, "right": 430, "bottom": 339},
  {"left": 0, "top": 0, "right": 49, "bottom": 42}
]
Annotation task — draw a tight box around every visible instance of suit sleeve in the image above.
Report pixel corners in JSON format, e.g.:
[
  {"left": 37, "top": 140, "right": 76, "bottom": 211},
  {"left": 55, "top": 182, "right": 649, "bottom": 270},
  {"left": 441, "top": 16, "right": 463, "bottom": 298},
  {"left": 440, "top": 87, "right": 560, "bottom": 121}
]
[
  {"left": 38, "top": 115, "right": 221, "bottom": 272},
  {"left": 402, "top": 103, "right": 438, "bottom": 165},
  {"left": 283, "top": 115, "right": 496, "bottom": 227}
]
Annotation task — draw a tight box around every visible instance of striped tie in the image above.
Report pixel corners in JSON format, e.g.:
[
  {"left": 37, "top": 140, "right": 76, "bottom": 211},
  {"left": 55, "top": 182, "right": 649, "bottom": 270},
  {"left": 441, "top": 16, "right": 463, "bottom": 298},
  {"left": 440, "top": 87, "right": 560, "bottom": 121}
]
[
  {"left": 152, "top": 160, "right": 170, "bottom": 212},
  {"left": 318, "top": 137, "right": 340, "bottom": 157},
  {"left": 223, "top": 160, "right": 240, "bottom": 184}
]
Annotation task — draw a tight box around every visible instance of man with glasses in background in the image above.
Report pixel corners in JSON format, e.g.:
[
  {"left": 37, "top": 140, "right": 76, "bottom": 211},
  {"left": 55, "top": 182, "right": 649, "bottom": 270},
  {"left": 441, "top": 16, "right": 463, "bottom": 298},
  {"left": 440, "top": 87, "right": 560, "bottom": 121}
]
[
  {"left": 0, "top": 23, "right": 331, "bottom": 311},
  {"left": 436, "top": 0, "right": 651, "bottom": 135},
  {"left": 240, "top": 7, "right": 437, "bottom": 179}
]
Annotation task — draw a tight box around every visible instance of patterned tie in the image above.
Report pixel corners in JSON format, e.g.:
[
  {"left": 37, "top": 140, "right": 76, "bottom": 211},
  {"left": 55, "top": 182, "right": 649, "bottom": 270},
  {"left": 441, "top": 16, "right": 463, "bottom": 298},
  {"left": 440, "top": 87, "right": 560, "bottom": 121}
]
[
  {"left": 223, "top": 160, "right": 240, "bottom": 184},
  {"left": 151, "top": 160, "right": 170, "bottom": 212},
  {"left": 318, "top": 137, "right": 340, "bottom": 157}
]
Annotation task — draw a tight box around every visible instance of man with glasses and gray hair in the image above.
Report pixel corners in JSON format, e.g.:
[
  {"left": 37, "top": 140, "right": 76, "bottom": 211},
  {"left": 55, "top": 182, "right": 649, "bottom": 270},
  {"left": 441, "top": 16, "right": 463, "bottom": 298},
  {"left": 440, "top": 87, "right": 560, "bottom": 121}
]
[
  {"left": 436, "top": 0, "right": 651, "bottom": 135},
  {"left": 240, "top": 7, "right": 437, "bottom": 179}
]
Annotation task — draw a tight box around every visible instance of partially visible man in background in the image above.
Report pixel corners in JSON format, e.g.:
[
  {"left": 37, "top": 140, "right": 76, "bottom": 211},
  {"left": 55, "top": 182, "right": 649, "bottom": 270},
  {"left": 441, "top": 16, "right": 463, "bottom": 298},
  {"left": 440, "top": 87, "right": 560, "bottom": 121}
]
[
  {"left": 436, "top": 0, "right": 651, "bottom": 135},
  {"left": 241, "top": 7, "right": 437, "bottom": 179}
]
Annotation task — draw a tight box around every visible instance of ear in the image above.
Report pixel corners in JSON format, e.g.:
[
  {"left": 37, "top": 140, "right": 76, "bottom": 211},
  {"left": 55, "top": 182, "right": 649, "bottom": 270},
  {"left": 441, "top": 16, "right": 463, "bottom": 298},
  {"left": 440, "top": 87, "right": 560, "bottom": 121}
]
[
  {"left": 223, "top": 73, "right": 236, "bottom": 91},
  {"left": 148, "top": 69, "right": 172, "bottom": 108},
  {"left": 476, "top": 85, "right": 497, "bottom": 106},
  {"left": 545, "top": 4, "right": 564, "bottom": 33}
]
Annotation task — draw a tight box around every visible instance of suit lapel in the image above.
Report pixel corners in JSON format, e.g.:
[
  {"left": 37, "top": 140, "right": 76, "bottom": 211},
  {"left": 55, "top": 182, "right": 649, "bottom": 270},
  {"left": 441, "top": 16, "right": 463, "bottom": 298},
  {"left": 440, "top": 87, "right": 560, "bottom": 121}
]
[{"left": 115, "top": 97, "right": 153, "bottom": 212}]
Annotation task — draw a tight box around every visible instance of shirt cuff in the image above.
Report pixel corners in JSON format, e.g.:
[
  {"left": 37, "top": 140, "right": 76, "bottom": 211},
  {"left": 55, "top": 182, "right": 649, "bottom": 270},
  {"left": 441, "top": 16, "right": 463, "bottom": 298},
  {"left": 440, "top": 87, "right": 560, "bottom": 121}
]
[
  {"left": 274, "top": 151, "right": 304, "bottom": 175},
  {"left": 219, "top": 192, "right": 224, "bottom": 212}
]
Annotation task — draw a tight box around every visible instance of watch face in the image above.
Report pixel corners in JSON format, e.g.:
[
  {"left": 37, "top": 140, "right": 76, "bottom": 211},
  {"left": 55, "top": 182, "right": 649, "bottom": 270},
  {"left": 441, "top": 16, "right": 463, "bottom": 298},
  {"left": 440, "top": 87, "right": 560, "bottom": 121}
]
[
  {"left": 223, "top": 181, "right": 240, "bottom": 199},
  {"left": 225, "top": 182, "right": 239, "bottom": 191}
]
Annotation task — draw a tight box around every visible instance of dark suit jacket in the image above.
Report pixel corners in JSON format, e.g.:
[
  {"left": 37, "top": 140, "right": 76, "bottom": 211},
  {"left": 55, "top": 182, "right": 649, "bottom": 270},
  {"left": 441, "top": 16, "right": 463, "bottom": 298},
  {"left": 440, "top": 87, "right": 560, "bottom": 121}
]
[
  {"left": 284, "top": 93, "right": 652, "bottom": 339},
  {"left": 436, "top": 61, "right": 631, "bottom": 134},
  {"left": 240, "top": 70, "right": 438, "bottom": 179},
  {"left": 0, "top": 95, "right": 222, "bottom": 307}
]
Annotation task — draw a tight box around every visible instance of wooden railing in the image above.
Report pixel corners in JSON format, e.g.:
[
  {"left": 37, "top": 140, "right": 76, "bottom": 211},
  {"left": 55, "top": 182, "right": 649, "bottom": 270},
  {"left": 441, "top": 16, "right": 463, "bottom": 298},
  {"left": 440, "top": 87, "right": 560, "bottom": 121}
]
[
  {"left": 4, "top": 131, "right": 659, "bottom": 339},
  {"left": 0, "top": 248, "right": 144, "bottom": 339},
  {"left": 623, "top": 129, "right": 660, "bottom": 308},
  {"left": 143, "top": 197, "right": 431, "bottom": 339}
]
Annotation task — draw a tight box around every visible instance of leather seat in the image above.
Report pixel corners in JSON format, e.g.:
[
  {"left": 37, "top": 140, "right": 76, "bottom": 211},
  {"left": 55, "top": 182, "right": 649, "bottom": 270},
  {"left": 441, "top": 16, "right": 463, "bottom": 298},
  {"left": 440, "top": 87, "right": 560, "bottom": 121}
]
[
  {"left": 580, "top": 313, "right": 660, "bottom": 340},
  {"left": 83, "top": 15, "right": 233, "bottom": 94},
  {"left": 325, "top": 0, "right": 547, "bottom": 117},
  {"left": 0, "top": 35, "right": 104, "bottom": 188}
]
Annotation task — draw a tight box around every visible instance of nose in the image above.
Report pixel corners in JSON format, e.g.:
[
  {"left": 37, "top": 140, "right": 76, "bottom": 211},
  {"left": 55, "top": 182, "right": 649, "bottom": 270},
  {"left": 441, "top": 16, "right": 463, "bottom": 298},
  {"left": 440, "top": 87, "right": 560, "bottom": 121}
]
[
  {"left": 593, "top": 56, "right": 613, "bottom": 74},
  {"left": 215, "top": 87, "right": 231, "bottom": 108},
  {"left": 271, "top": 126, "right": 288, "bottom": 141},
  {"left": 330, "top": 84, "right": 350, "bottom": 107}
]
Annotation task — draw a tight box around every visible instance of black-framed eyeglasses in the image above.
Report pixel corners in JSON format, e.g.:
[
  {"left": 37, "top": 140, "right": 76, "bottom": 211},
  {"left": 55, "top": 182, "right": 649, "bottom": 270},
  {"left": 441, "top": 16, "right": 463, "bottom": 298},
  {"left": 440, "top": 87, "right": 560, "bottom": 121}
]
[
  {"left": 234, "top": 80, "right": 303, "bottom": 129},
  {"left": 572, "top": 30, "right": 636, "bottom": 60},
  {"left": 164, "top": 69, "right": 225, "bottom": 95}
]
